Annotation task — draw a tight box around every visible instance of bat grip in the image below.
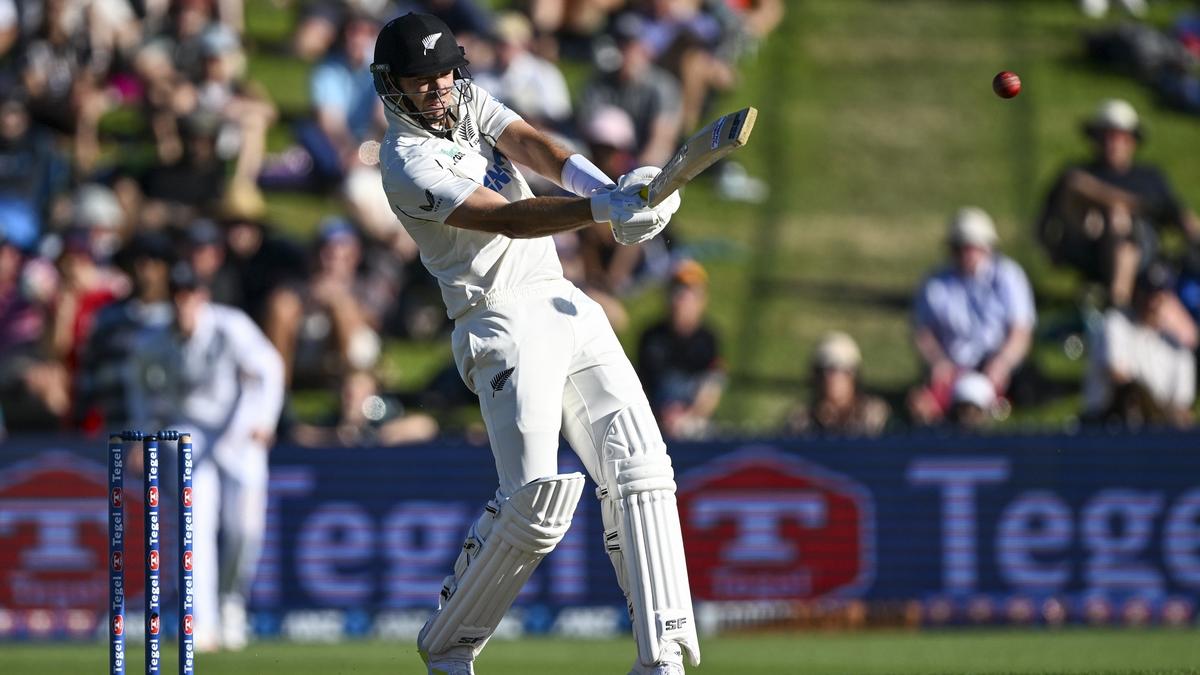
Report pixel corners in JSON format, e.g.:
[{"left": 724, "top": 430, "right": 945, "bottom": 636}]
[{"left": 639, "top": 185, "right": 650, "bottom": 202}]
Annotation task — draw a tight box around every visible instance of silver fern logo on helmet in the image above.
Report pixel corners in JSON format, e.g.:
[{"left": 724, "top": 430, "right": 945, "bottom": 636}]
[{"left": 422, "top": 33, "right": 442, "bottom": 54}]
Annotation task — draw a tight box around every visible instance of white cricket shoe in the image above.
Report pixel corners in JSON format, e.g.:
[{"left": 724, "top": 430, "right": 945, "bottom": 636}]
[
  {"left": 219, "top": 594, "right": 249, "bottom": 651},
  {"left": 427, "top": 660, "right": 475, "bottom": 675},
  {"left": 629, "top": 642, "right": 685, "bottom": 675}
]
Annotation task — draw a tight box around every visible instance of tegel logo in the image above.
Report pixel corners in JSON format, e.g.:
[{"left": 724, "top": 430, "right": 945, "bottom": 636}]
[
  {"left": 0, "top": 452, "right": 146, "bottom": 611},
  {"left": 677, "top": 447, "right": 876, "bottom": 601}
]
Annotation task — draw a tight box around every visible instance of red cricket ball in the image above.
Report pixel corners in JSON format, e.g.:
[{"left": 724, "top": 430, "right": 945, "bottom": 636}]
[{"left": 993, "top": 71, "right": 1021, "bottom": 99}]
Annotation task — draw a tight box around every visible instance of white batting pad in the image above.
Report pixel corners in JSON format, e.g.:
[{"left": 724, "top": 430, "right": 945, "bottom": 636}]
[
  {"left": 602, "top": 407, "right": 700, "bottom": 667},
  {"left": 419, "top": 473, "right": 585, "bottom": 660}
]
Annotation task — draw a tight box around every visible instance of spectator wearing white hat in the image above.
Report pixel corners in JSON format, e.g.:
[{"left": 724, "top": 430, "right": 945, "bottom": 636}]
[
  {"left": 1036, "top": 98, "right": 1200, "bottom": 307},
  {"left": 787, "top": 331, "right": 890, "bottom": 436},
  {"left": 908, "top": 207, "right": 1037, "bottom": 425},
  {"left": 478, "top": 11, "right": 573, "bottom": 130},
  {"left": 948, "top": 371, "right": 999, "bottom": 430}
]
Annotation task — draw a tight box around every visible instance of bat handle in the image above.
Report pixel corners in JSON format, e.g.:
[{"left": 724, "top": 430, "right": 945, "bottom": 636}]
[{"left": 639, "top": 185, "right": 651, "bottom": 203}]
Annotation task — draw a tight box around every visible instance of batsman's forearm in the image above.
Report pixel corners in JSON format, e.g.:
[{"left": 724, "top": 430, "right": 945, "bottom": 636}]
[{"left": 487, "top": 197, "right": 596, "bottom": 239}]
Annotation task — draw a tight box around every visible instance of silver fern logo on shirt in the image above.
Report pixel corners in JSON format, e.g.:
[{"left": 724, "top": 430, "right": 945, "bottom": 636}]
[{"left": 490, "top": 367, "right": 515, "bottom": 397}]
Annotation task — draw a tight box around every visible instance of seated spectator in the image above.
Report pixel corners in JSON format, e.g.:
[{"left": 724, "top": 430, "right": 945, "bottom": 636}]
[
  {"left": 76, "top": 231, "right": 176, "bottom": 432},
  {"left": 290, "top": 369, "right": 439, "bottom": 447},
  {"left": 191, "top": 23, "right": 277, "bottom": 184},
  {"left": 20, "top": 0, "right": 111, "bottom": 171},
  {"left": 1084, "top": 262, "right": 1197, "bottom": 427},
  {"left": 787, "top": 331, "right": 890, "bottom": 436},
  {"left": 266, "top": 218, "right": 384, "bottom": 387},
  {"left": 273, "top": 12, "right": 382, "bottom": 190},
  {"left": 70, "top": 183, "right": 128, "bottom": 262},
  {"left": 185, "top": 217, "right": 241, "bottom": 306},
  {"left": 637, "top": 259, "right": 725, "bottom": 439},
  {"left": 909, "top": 207, "right": 1036, "bottom": 425},
  {"left": 49, "top": 227, "right": 124, "bottom": 386},
  {"left": 948, "top": 371, "right": 1000, "bottom": 431},
  {"left": 139, "top": 110, "right": 227, "bottom": 229},
  {"left": 478, "top": 11, "right": 572, "bottom": 130},
  {"left": 293, "top": 2, "right": 345, "bottom": 62},
  {"left": 635, "top": 0, "right": 738, "bottom": 133},
  {"left": 217, "top": 180, "right": 308, "bottom": 324},
  {"left": 0, "top": 232, "right": 65, "bottom": 431},
  {"left": 1036, "top": 99, "right": 1200, "bottom": 307},
  {"left": 0, "top": 93, "right": 67, "bottom": 250},
  {"left": 580, "top": 13, "right": 683, "bottom": 167}
]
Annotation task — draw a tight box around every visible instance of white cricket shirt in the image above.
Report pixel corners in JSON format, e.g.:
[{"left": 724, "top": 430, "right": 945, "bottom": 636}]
[{"left": 379, "top": 83, "right": 564, "bottom": 320}]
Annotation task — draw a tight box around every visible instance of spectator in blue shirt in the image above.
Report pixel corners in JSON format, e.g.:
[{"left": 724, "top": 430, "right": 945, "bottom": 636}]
[
  {"left": 908, "top": 207, "right": 1037, "bottom": 425},
  {"left": 293, "top": 12, "right": 383, "bottom": 188}
]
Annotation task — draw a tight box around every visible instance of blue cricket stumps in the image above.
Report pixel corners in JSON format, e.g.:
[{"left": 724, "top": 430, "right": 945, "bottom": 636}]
[
  {"left": 178, "top": 433, "right": 196, "bottom": 675},
  {"left": 107, "top": 434, "right": 126, "bottom": 675},
  {"left": 144, "top": 434, "right": 161, "bottom": 675}
]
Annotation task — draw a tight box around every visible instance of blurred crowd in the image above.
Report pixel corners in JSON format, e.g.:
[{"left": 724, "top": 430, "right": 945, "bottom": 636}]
[
  {"left": 4, "top": 0, "right": 1196, "bottom": 444},
  {"left": 812, "top": 92, "right": 1200, "bottom": 436},
  {"left": 0, "top": 0, "right": 779, "bottom": 442}
]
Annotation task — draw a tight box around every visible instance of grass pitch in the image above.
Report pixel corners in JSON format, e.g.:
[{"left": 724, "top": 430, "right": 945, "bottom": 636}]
[{"left": 5, "top": 629, "right": 1200, "bottom": 674}]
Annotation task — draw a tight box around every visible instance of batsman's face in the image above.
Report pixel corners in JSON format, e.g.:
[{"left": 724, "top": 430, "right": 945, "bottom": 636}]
[{"left": 398, "top": 71, "right": 458, "bottom": 126}]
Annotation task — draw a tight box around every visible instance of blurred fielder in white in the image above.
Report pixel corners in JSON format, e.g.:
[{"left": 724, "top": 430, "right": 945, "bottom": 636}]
[
  {"left": 371, "top": 13, "right": 697, "bottom": 675},
  {"left": 128, "top": 262, "right": 285, "bottom": 652}
]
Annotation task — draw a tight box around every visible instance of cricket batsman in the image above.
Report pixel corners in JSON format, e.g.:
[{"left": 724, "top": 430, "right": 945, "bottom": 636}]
[{"left": 371, "top": 13, "right": 699, "bottom": 675}]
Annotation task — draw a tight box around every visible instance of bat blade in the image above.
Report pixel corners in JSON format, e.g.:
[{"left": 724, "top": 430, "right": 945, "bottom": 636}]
[{"left": 641, "top": 106, "right": 758, "bottom": 207}]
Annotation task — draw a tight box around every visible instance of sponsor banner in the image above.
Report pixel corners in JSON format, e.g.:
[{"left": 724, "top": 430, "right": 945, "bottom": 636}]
[{"left": 2, "top": 431, "right": 1199, "bottom": 639}]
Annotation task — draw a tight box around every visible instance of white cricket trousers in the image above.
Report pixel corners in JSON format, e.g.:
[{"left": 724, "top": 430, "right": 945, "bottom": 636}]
[
  {"left": 187, "top": 429, "right": 270, "bottom": 645},
  {"left": 451, "top": 279, "right": 658, "bottom": 497}
]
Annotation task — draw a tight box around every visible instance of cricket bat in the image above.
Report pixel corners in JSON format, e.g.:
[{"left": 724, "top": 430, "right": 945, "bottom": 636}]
[{"left": 640, "top": 106, "right": 758, "bottom": 207}]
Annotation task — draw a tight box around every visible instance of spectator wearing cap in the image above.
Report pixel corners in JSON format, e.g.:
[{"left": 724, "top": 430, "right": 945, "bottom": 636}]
[
  {"left": 1084, "top": 262, "right": 1197, "bottom": 427},
  {"left": 787, "top": 331, "right": 890, "bottom": 436},
  {"left": 191, "top": 23, "right": 277, "bottom": 185},
  {"left": 908, "top": 207, "right": 1037, "bottom": 425},
  {"left": 266, "top": 218, "right": 384, "bottom": 387},
  {"left": 478, "top": 11, "right": 572, "bottom": 130},
  {"left": 579, "top": 12, "right": 683, "bottom": 167},
  {"left": 186, "top": 217, "right": 241, "bottom": 305},
  {"left": 71, "top": 183, "right": 127, "bottom": 261},
  {"left": 637, "top": 260, "right": 725, "bottom": 439},
  {"left": 1036, "top": 99, "right": 1200, "bottom": 307},
  {"left": 948, "top": 371, "right": 999, "bottom": 430}
]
